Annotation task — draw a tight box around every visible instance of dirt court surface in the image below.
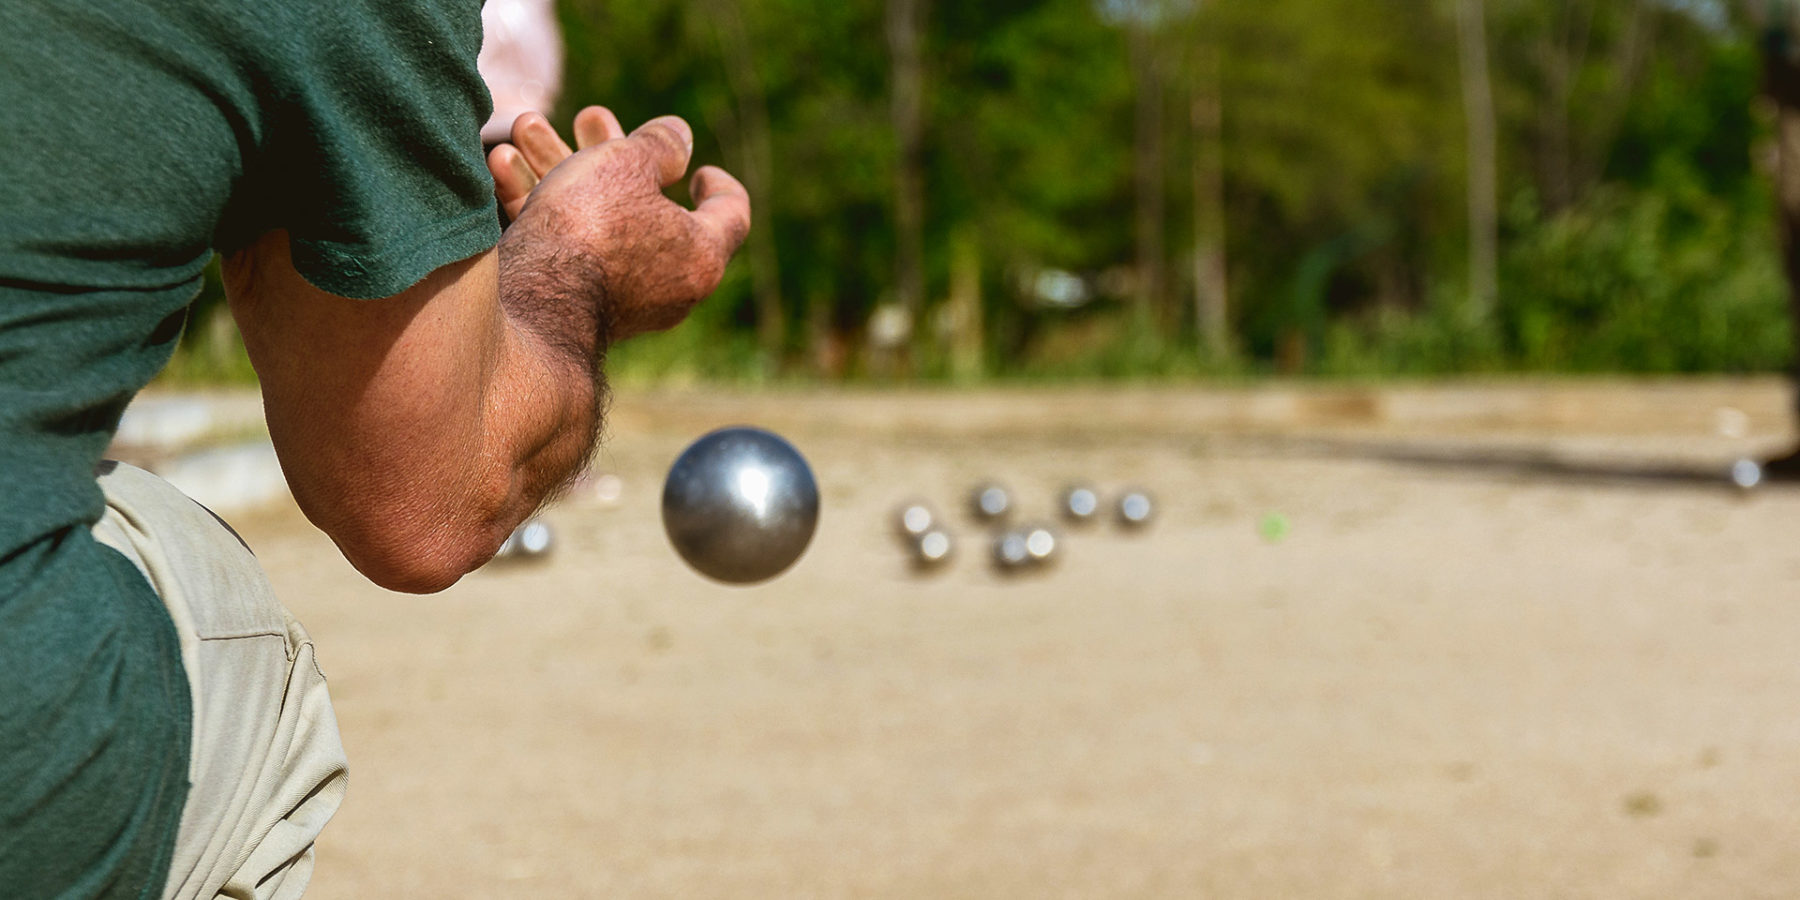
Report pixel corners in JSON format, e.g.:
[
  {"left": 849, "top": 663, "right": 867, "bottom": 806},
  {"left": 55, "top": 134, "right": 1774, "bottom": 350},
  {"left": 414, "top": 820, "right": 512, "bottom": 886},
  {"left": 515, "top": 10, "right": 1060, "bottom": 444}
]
[{"left": 226, "top": 380, "right": 1800, "bottom": 899}]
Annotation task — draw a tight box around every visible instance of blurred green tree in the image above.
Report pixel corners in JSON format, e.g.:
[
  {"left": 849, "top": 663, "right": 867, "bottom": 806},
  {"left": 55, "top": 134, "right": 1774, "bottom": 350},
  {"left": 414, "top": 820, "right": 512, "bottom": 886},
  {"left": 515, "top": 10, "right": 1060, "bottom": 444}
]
[{"left": 160, "top": 0, "right": 1792, "bottom": 386}]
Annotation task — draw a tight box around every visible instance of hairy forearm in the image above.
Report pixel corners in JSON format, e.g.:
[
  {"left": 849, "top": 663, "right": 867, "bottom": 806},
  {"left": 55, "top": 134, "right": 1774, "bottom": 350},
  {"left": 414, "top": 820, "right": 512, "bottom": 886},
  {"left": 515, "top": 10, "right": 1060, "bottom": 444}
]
[
  {"left": 345, "top": 253, "right": 608, "bottom": 590},
  {"left": 496, "top": 206, "right": 613, "bottom": 364},
  {"left": 228, "top": 233, "right": 605, "bottom": 593},
  {"left": 483, "top": 229, "right": 613, "bottom": 522}
]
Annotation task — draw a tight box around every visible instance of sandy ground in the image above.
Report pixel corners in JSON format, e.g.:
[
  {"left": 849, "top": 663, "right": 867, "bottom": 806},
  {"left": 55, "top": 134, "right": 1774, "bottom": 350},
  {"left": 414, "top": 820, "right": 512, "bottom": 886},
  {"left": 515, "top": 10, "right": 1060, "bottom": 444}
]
[{"left": 215, "top": 380, "right": 1800, "bottom": 899}]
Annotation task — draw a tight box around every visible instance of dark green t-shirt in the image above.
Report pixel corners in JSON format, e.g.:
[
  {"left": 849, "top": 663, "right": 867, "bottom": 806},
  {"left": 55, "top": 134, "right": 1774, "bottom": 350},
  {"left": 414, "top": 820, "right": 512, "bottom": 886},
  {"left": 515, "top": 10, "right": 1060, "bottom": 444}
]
[{"left": 0, "top": 1, "right": 499, "bottom": 894}]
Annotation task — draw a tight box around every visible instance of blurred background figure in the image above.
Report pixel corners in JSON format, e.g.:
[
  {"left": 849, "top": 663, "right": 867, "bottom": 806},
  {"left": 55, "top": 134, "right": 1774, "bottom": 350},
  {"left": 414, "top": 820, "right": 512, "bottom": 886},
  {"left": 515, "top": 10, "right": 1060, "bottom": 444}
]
[
  {"left": 1756, "top": 0, "right": 1800, "bottom": 477},
  {"left": 478, "top": 0, "right": 565, "bottom": 147}
]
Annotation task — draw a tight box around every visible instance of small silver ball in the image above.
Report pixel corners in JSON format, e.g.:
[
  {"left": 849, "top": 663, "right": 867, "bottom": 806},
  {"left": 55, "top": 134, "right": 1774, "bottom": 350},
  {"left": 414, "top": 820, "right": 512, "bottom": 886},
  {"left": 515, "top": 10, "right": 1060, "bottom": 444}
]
[
  {"left": 1060, "top": 486, "right": 1100, "bottom": 523},
  {"left": 514, "top": 519, "right": 554, "bottom": 557},
  {"left": 895, "top": 502, "right": 935, "bottom": 539},
  {"left": 1731, "top": 458, "right": 1763, "bottom": 491},
  {"left": 1023, "top": 524, "right": 1058, "bottom": 564},
  {"left": 970, "top": 483, "right": 1012, "bottom": 521},
  {"left": 491, "top": 518, "right": 553, "bottom": 564},
  {"left": 992, "top": 530, "right": 1031, "bottom": 570},
  {"left": 1117, "top": 490, "right": 1155, "bottom": 528},
  {"left": 662, "top": 426, "right": 820, "bottom": 585},
  {"left": 912, "top": 528, "right": 955, "bottom": 569}
]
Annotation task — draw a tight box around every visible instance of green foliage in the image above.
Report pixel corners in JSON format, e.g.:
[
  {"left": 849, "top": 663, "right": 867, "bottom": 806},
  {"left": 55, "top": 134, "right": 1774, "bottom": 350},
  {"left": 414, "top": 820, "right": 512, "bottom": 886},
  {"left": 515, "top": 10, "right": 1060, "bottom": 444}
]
[
  {"left": 1313, "top": 179, "right": 1790, "bottom": 376},
  {"left": 1316, "top": 8, "right": 1789, "bottom": 377},
  {"left": 154, "top": 0, "right": 1800, "bottom": 386},
  {"left": 1498, "top": 180, "right": 1789, "bottom": 373}
]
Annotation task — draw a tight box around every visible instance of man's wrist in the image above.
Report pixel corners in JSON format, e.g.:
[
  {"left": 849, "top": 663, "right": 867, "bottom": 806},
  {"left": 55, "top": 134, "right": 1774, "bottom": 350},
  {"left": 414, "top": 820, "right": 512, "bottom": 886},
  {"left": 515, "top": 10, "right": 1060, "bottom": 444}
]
[{"left": 495, "top": 219, "right": 611, "bottom": 381}]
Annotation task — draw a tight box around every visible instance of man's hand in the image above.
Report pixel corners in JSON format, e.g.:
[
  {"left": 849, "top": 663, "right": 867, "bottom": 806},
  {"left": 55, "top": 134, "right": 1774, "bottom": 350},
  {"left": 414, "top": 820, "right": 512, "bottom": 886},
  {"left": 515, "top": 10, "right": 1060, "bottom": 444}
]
[
  {"left": 488, "top": 106, "right": 751, "bottom": 349},
  {"left": 489, "top": 106, "right": 623, "bottom": 222},
  {"left": 225, "top": 107, "right": 750, "bottom": 592}
]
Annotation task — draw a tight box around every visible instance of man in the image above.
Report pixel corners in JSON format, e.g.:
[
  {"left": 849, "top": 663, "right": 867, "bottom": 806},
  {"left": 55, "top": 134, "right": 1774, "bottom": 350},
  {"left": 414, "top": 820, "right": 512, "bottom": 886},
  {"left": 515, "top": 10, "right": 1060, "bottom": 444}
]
[
  {"left": 0, "top": 0, "right": 749, "bottom": 897},
  {"left": 478, "top": 0, "right": 566, "bottom": 147},
  {"left": 1760, "top": 0, "right": 1800, "bottom": 478}
]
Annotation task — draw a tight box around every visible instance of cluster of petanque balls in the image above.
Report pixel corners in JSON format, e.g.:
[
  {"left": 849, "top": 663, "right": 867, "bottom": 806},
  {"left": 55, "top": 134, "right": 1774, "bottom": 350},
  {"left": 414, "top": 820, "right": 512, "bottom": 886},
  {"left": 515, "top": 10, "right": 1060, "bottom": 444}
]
[{"left": 894, "top": 483, "right": 1155, "bottom": 574}]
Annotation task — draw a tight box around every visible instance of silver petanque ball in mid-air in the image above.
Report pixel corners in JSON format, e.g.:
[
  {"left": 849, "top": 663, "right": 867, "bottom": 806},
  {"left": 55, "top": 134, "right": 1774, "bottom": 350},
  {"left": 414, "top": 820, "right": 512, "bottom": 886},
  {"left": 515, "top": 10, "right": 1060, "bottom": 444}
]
[
  {"left": 970, "top": 482, "right": 1012, "bottom": 521},
  {"left": 1060, "top": 485, "right": 1100, "bottom": 524},
  {"left": 1731, "top": 458, "right": 1764, "bottom": 491},
  {"left": 1116, "top": 490, "right": 1156, "bottom": 528},
  {"left": 662, "top": 426, "right": 820, "bottom": 585}
]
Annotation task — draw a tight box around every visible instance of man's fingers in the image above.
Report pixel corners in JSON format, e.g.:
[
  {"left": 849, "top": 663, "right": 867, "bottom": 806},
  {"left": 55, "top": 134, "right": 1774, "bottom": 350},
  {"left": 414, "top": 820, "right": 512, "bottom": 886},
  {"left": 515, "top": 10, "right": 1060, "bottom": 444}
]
[
  {"left": 486, "top": 143, "right": 537, "bottom": 222},
  {"left": 511, "top": 112, "right": 574, "bottom": 177},
  {"left": 573, "top": 106, "right": 626, "bottom": 150},
  {"left": 626, "top": 115, "right": 695, "bottom": 188},
  {"left": 688, "top": 165, "right": 752, "bottom": 258}
]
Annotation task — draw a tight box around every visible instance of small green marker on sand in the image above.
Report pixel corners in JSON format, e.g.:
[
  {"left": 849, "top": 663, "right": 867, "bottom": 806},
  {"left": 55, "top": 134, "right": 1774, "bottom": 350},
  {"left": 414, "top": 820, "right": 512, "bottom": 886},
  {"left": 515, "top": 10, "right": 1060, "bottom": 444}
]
[{"left": 1259, "top": 513, "right": 1290, "bottom": 544}]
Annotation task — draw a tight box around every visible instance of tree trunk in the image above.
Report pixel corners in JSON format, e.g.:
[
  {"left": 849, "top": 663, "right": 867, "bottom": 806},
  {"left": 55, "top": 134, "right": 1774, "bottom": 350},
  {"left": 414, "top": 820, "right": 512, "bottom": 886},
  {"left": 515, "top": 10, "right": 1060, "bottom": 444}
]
[
  {"left": 1572, "top": 0, "right": 1656, "bottom": 202},
  {"left": 1130, "top": 25, "right": 1166, "bottom": 331},
  {"left": 710, "top": 0, "right": 784, "bottom": 369},
  {"left": 947, "top": 226, "right": 983, "bottom": 382},
  {"left": 1189, "top": 30, "right": 1228, "bottom": 358},
  {"left": 1456, "top": 0, "right": 1498, "bottom": 320},
  {"left": 886, "top": 0, "right": 927, "bottom": 371},
  {"left": 1535, "top": 2, "right": 1589, "bottom": 212}
]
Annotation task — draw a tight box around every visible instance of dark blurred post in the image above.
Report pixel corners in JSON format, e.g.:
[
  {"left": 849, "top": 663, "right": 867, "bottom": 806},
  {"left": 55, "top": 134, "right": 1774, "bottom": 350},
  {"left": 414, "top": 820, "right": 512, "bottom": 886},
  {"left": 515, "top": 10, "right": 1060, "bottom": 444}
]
[
  {"left": 1752, "top": 0, "right": 1800, "bottom": 467},
  {"left": 887, "top": 0, "right": 928, "bottom": 375},
  {"left": 1455, "top": 0, "right": 1498, "bottom": 320}
]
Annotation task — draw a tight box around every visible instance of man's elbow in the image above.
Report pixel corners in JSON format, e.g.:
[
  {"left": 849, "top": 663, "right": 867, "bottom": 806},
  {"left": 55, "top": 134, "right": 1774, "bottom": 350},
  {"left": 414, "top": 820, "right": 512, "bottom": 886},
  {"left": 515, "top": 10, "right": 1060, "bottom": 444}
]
[
  {"left": 314, "top": 503, "right": 511, "bottom": 594},
  {"left": 344, "top": 545, "right": 478, "bottom": 594},
  {"left": 275, "top": 436, "right": 531, "bottom": 593}
]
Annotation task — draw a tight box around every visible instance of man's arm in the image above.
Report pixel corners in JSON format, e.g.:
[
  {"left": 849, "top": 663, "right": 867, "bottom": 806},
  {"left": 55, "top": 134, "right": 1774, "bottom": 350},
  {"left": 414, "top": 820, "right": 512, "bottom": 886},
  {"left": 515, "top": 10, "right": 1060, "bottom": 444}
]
[{"left": 224, "top": 115, "right": 750, "bottom": 593}]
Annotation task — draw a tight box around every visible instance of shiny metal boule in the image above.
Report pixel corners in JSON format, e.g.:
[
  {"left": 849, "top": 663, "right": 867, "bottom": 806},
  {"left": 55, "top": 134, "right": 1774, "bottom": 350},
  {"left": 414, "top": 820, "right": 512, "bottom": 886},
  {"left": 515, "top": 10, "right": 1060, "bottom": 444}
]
[
  {"left": 1731, "top": 458, "right": 1763, "bottom": 491},
  {"left": 492, "top": 518, "right": 554, "bottom": 563},
  {"left": 1023, "top": 524, "right": 1058, "bottom": 564},
  {"left": 1060, "top": 485, "right": 1100, "bottom": 524},
  {"left": 992, "top": 529, "right": 1031, "bottom": 570},
  {"left": 894, "top": 501, "right": 936, "bottom": 540},
  {"left": 662, "top": 426, "right": 820, "bottom": 585},
  {"left": 911, "top": 528, "right": 955, "bottom": 569},
  {"left": 1117, "top": 490, "right": 1155, "bottom": 528},
  {"left": 970, "top": 483, "right": 1012, "bottom": 522}
]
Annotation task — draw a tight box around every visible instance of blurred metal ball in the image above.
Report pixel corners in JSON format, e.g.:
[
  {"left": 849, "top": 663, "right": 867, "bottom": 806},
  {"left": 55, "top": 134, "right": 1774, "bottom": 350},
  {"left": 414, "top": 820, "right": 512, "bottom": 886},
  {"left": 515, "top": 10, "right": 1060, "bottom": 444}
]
[
  {"left": 1023, "top": 524, "right": 1059, "bottom": 564},
  {"left": 894, "top": 501, "right": 936, "bottom": 540},
  {"left": 662, "top": 426, "right": 820, "bottom": 585},
  {"left": 1117, "top": 490, "right": 1156, "bottom": 528},
  {"left": 1731, "top": 458, "right": 1763, "bottom": 491},
  {"left": 1060, "top": 485, "right": 1100, "bottom": 523},
  {"left": 911, "top": 528, "right": 956, "bottom": 569},
  {"left": 493, "top": 518, "right": 554, "bottom": 563},
  {"left": 992, "top": 529, "right": 1032, "bottom": 570},
  {"left": 970, "top": 482, "right": 1012, "bottom": 521},
  {"left": 587, "top": 472, "right": 624, "bottom": 507}
]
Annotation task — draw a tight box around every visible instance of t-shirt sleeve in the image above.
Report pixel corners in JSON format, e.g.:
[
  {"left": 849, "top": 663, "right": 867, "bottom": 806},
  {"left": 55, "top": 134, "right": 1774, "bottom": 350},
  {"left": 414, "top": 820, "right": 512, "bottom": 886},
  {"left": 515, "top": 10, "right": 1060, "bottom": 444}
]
[{"left": 259, "top": 0, "right": 500, "bottom": 300}]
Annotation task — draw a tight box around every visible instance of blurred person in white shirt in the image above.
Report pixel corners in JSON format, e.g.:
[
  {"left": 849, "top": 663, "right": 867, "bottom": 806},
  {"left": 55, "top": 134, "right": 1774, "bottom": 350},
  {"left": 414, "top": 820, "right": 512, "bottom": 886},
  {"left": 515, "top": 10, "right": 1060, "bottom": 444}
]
[{"left": 479, "top": 0, "right": 564, "bottom": 148}]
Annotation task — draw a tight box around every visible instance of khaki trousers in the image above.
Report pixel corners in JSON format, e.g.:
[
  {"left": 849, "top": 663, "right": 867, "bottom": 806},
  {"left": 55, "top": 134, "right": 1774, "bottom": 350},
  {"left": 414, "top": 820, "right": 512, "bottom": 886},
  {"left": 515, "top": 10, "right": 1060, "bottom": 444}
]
[{"left": 91, "top": 461, "right": 347, "bottom": 900}]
